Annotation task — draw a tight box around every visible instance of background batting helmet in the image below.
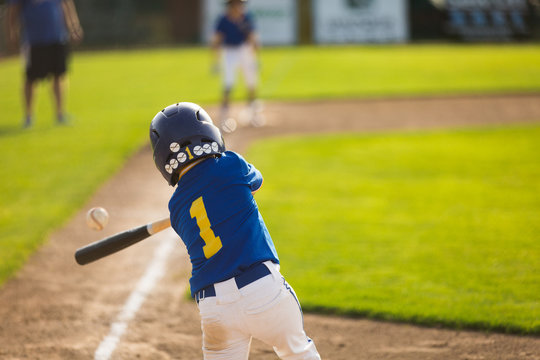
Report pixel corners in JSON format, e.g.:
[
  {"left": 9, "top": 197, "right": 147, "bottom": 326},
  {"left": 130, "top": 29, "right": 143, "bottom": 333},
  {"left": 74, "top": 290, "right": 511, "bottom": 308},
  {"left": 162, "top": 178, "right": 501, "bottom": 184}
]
[{"left": 149, "top": 102, "right": 225, "bottom": 186}]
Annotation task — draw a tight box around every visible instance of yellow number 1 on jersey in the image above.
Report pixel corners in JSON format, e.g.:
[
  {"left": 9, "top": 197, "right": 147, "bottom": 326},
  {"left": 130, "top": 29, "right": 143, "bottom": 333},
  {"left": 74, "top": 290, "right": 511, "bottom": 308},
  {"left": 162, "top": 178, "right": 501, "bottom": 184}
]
[{"left": 190, "top": 196, "right": 223, "bottom": 259}]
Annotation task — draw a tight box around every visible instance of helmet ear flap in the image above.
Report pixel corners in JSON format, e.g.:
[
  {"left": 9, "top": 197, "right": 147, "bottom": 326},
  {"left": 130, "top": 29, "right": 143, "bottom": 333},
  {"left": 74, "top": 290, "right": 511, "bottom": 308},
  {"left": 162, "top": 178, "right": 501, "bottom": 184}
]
[
  {"left": 170, "top": 172, "right": 180, "bottom": 186},
  {"left": 150, "top": 129, "right": 160, "bottom": 151}
]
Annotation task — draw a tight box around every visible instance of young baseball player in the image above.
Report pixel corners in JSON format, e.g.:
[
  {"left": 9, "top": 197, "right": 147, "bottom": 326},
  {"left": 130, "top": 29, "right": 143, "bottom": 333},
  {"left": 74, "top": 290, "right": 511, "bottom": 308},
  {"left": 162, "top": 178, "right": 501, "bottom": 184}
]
[
  {"left": 211, "top": 0, "right": 262, "bottom": 133},
  {"left": 150, "top": 102, "right": 321, "bottom": 360}
]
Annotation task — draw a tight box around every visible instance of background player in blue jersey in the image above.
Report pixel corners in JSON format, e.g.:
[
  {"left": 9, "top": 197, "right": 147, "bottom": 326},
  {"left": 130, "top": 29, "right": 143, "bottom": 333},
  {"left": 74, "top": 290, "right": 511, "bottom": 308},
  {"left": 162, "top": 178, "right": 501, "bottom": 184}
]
[
  {"left": 211, "top": 0, "right": 263, "bottom": 133},
  {"left": 7, "top": 0, "right": 83, "bottom": 128},
  {"left": 150, "top": 102, "right": 321, "bottom": 359}
]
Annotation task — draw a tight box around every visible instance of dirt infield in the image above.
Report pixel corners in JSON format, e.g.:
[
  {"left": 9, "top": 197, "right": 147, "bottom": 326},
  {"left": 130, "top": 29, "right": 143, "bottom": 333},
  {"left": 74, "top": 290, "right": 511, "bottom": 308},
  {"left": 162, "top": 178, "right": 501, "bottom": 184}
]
[{"left": 0, "top": 95, "right": 539, "bottom": 360}]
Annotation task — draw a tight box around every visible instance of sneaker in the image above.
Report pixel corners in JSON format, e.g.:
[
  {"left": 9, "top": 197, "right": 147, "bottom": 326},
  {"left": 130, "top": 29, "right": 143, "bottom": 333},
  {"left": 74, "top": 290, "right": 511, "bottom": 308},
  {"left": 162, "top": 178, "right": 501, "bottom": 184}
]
[
  {"left": 23, "top": 116, "right": 33, "bottom": 129},
  {"left": 57, "top": 114, "right": 69, "bottom": 125}
]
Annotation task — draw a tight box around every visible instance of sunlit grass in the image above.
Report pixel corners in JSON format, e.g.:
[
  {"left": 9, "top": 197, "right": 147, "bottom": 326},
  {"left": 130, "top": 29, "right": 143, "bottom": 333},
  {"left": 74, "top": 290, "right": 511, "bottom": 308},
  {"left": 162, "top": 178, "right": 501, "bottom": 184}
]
[
  {"left": 249, "top": 125, "right": 540, "bottom": 333},
  {"left": 1, "top": 44, "right": 539, "bottom": 291}
]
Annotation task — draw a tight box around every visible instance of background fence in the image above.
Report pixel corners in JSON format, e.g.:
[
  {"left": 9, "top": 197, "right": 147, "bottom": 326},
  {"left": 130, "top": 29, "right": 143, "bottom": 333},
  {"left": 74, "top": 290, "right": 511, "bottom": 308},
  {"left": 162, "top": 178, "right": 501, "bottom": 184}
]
[{"left": 1, "top": 0, "right": 539, "bottom": 56}]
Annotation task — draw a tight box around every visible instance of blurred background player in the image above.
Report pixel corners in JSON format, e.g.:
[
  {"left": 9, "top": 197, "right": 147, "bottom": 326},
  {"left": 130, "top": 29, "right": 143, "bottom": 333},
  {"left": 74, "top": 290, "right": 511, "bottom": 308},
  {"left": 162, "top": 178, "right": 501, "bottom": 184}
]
[
  {"left": 211, "top": 0, "right": 263, "bottom": 133},
  {"left": 7, "top": 0, "right": 83, "bottom": 128}
]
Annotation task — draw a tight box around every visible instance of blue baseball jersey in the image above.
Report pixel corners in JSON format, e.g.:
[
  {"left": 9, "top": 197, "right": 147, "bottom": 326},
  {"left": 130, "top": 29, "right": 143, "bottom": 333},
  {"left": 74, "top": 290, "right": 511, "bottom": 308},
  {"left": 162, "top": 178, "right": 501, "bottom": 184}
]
[
  {"left": 169, "top": 151, "right": 279, "bottom": 296},
  {"left": 215, "top": 13, "right": 255, "bottom": 46},
  {"left": 9, "top": 0, "right": 68, "bottom": 46}
]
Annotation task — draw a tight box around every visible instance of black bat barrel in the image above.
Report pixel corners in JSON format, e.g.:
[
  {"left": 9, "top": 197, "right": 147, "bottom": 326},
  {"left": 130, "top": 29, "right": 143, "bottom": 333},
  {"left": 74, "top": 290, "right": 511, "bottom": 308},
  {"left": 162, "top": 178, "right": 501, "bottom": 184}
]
[{"left": 75, "top": 225, "right": 150, "bottom": 265}]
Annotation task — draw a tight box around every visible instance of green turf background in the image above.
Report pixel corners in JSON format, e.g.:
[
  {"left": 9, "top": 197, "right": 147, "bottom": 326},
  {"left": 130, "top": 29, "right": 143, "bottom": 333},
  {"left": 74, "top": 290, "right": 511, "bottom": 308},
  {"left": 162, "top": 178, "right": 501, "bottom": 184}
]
[
  {"left": 1, "top": 45, "right": 539, "bottom": 333},
  {"left": 247, "top": 125, "right": 540, "bottom": 334}
]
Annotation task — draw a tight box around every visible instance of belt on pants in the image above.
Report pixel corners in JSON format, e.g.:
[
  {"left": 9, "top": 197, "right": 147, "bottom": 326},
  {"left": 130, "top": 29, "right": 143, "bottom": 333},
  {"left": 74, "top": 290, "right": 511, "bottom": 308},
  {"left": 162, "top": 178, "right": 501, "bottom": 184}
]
[{"left": 195, "top": 262, "right": 272, "bottom": 303}]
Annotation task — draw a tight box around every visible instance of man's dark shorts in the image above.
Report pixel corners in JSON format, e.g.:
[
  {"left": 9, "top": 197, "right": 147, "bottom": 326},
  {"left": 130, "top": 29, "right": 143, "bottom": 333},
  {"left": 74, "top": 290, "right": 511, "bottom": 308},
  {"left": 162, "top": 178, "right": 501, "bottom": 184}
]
[{"left": 25, "top": 43, "right": 69, "bottom": 82}]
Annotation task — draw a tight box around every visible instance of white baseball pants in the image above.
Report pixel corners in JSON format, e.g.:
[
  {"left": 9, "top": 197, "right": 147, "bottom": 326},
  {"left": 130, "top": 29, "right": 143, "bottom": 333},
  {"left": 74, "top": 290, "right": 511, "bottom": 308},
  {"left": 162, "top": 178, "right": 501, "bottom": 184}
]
[
  {"left": 222, "top": 44, "right": 258, "bottom": 90},
  {"left": 197, "top": 261, "right": 321, "bottom": 360}
]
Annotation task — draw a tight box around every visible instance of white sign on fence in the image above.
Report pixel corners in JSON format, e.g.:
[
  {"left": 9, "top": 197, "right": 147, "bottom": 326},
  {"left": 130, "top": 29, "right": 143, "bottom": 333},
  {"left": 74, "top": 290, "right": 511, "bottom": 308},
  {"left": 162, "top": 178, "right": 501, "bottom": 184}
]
[{"left": 313, "top": 0, "right": 409, "bottom": 43}]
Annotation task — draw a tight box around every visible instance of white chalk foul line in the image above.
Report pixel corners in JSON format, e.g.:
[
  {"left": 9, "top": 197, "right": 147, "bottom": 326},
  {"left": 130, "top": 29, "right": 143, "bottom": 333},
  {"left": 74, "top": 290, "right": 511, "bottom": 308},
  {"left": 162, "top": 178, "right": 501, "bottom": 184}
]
[{"left": 94, "top": 235, "right": 176, "bottom": 360}]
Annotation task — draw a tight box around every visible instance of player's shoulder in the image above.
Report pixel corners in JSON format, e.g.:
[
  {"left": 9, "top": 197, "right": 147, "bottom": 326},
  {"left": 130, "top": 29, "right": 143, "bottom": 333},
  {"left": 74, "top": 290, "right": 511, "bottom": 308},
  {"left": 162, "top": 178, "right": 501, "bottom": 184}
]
[
  {"left": 176, "top": 152, "right": 249, "bottom": 183},
  {"left": 222, "top": 150, "right": 241, "bottom": 159},
  {"left": 215, "top": 14, "right": 228, "bottom": 26},
  {"left": 219, "top": 150, "right": 246, "bottom": 165},
  {"left": 244, "top": 11, "right": 255, "bottom": 21},
  {"left": 216, "top": 151, "right": 253, "bottom": 173}
]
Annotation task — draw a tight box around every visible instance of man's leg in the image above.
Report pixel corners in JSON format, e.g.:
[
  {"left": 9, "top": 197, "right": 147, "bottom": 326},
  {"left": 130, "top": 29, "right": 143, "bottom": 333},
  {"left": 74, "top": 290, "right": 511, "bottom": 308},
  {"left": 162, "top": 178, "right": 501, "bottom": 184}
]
[
  {"left": 23, "top": 78, "right": 35, "bottom": 128},
  {"left": 219, "top": 87, "right": 237, "bottom": 133},
  {"left": 247, "top": 88, "right": 256, "bottom": 105},
  {"left": 245, "top": 87, "right": 265, "bottom": 127},
  {"left": 241, "top": 45, "right": 264, "bottom": 127},
  {"left": 52, "top": 74, "right": 66, "bottom": 124},
  {"left": 219, "top": 47, "right": 240, "bottom": 133},
  {"left": 221, "top": 87, "right": 231, "bottom": 120}
]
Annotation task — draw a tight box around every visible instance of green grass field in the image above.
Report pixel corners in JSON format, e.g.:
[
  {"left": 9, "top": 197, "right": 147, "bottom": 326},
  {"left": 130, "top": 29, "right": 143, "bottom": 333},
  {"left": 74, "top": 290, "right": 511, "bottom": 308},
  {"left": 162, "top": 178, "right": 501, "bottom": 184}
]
[
  {"left": 1, "top": 45, "right": 540, "bottom": 333},
  {"left": 248, "top": 125, "right": 540, "bottom": 334}
]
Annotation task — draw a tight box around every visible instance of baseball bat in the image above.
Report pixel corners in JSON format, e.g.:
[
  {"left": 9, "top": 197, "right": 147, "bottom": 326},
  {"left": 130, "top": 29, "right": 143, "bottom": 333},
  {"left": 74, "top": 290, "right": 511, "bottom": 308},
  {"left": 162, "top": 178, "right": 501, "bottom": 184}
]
[{"left": 75, "top": 217, "right": 171, "bottom": 265}]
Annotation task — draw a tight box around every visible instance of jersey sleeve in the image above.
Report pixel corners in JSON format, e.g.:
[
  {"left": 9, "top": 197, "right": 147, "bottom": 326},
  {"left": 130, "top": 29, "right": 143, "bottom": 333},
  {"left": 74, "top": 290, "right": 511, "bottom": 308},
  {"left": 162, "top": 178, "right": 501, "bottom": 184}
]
[
  {"left": 215, "top": 15, "right": 225, "bottom": 33},
  {"left": 234, "top": 152, "right": 263, "bottom": 192},
  {"left": 245, "top": 162, "right": 263, "bottom": 193},
  {"left": 245, "top": 12, "right": 256, "bottom": 32}
]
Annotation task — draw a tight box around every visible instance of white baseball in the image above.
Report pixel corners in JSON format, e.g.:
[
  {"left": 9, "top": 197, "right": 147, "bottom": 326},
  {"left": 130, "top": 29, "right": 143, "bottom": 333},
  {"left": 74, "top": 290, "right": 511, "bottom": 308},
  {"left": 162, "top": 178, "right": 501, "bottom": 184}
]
[{"left": 86, "top": 207, "right": 109, "bottom": 231}]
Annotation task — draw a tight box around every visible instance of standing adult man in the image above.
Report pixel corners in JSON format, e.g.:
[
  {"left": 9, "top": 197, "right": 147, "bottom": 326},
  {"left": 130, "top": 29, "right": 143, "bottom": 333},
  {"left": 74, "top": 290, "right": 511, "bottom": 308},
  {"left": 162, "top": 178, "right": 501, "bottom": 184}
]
[
  {"left": 211, "top": 0, "right": 262, "bottom": 133},
  {"left": 7, "top": 0, "right": 83, "bottom": 128}
]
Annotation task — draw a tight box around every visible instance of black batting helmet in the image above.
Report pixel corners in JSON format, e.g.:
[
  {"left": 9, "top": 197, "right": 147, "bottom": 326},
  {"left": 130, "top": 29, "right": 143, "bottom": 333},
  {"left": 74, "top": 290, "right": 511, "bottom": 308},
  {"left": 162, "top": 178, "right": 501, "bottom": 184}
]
[{"left": 149, "top": 102, "right": 225, "bottom": 186}]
